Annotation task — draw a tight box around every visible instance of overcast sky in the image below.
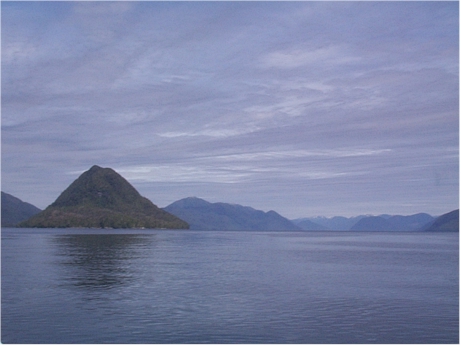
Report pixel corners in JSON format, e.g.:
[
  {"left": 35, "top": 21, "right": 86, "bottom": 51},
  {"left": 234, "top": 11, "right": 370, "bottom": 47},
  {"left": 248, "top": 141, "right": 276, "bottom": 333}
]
[{"left": 2, "top": 1, "right": 459, "bottom": 218}]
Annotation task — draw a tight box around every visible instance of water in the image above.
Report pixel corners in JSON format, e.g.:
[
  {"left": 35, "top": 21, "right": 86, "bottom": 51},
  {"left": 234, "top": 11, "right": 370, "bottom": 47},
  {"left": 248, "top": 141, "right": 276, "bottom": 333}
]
[{"left": 2, "top": 228, "right": 459, "bottom": 344}]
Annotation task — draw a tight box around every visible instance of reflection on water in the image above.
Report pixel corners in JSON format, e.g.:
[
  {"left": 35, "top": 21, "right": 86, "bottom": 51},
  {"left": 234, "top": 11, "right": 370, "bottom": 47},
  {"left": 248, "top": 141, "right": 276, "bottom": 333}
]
[{"left": 53, "top": 234, "right": 155, "bottom": 290}]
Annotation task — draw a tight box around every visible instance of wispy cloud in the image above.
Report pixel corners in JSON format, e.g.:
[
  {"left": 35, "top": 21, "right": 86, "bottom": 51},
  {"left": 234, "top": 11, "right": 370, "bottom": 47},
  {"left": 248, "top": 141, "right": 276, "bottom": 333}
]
[
  {"left": 261, "top": 45, "right": 360, "bottom": 69},
  {"left": 2, "top": 1, "right": 458, "bottom": 217},
  {"left": 157, "top": 125, "right": 260, "bottom": 139},
  {"left": 210, "top": 148, "right": 392, "bottom": 161},
  {"left": 103, "top": 147, "right": 390, "bottom": 186}
]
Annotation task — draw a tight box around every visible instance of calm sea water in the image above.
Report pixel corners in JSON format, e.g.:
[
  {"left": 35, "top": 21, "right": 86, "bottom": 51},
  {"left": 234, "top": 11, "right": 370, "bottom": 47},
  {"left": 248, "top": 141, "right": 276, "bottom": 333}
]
[{"left": 1, "top": 228, "right": 459, "bottom": 344}]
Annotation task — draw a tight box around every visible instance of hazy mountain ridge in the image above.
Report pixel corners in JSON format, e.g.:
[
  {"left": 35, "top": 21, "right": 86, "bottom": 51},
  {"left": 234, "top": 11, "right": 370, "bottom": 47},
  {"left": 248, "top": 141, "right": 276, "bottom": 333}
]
[
  {"left": 294, "top": 213, "right": 437, "bottom": 231},
  {"left": 1, "top": 192, "right": 42, "bottom": 227},
  {"left": 350, "top": 213, "right": 436, "bottom": 231},
  {"left": 164, "top": 197, "right": 301, "bottom": 231},
  {"left": 387, "top": 213, "right": 435, "bottom": 231},
  {"left": 2, "top": 165, "right": 455, "bottom": 232},
  {"left": 422, "top": 209, "right": 459, "bottom": 232},
  {"left": 293, "top": 218, "right": 326, "bottom": 231},
  {"left": 18, "top": 165, "right": 189, "bottom": 229},
  {"left": 293, "top": 216, "right": 366, "bottom": 231},
  {"left": 349, "top": 216, "right": 394, "bottom": 231}
]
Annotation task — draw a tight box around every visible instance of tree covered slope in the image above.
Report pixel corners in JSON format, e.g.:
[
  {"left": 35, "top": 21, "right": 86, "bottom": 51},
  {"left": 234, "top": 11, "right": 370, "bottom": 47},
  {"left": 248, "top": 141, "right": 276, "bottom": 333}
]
[{"left": 19, "top": 165, "right": 189, "bottom": 229}]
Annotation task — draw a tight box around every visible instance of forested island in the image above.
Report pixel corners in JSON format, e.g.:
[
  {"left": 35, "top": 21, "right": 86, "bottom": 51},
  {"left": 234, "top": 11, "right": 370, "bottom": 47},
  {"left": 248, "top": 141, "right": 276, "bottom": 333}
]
[{"left": 16, "top": 165, "right": 189, "bottom": 229}]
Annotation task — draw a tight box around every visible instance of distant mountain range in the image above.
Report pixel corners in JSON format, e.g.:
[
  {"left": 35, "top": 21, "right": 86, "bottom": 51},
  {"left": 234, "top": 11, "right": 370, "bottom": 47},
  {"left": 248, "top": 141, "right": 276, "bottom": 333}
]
[
  {"left": 293, "top": 216, "right": 366, "bottom": 231},
  {"left": 350, "top": 213, "right": 436, "bottom": 231},
  {"left": 164, "top": 197, "right": 300, "bottom": 231},
  {"left": 17, "top": 165, "right": 189, "bottom": 229},
  {"left": 293, "top": 213, "right": 437, "bottom": 232},
  {"left": 1, "top": 192, "right": 41, "bottom": 227},
  {"left": 2, "top": 165, "right": 457, "bottom": 232}
]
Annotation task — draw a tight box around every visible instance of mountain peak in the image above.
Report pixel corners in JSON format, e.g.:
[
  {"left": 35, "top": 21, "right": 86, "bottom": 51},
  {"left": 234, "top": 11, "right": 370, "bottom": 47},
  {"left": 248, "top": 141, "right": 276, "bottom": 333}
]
[
  {"left": 168, "top": 197, "right": 212, "bottom": 209},
  {"left": 164, "top": 198, "right": 300, "bottom": 231},
  {"left": 88, "top": 164, "right": 103, "bottom": 171},
  {"left": 50, "top": 165, "right": 141, "bottom": 209},
  {"left": 20, "top": 166, "right": 189, "bottom": 229}
]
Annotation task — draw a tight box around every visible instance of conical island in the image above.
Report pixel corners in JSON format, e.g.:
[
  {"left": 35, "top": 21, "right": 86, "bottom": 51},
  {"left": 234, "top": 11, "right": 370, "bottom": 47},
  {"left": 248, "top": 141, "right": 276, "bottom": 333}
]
[{"left": 19, "top": 165, "right": 189, "bottom": 229}]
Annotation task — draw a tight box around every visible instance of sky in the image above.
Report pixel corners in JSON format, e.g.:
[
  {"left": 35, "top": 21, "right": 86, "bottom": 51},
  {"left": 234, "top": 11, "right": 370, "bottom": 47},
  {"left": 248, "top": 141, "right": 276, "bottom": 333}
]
[{"left": 1, "top": 1, "right": 459, "bottom": 219}]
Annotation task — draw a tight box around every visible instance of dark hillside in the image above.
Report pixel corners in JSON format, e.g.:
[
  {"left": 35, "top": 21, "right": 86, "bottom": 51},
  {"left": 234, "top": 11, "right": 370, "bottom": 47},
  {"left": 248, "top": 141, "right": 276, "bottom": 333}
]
[
  {"left": 19, "top": 165, "right": 188, "bottom": 229},
  {"left": 164, "top": 197, "right": 300, "bottom": 230},
  {"left": 1, "top": 192, "right": 41, "bottom": 227},
  {"left": 423, "top": 210, "right": 459, "bottom": 232}
]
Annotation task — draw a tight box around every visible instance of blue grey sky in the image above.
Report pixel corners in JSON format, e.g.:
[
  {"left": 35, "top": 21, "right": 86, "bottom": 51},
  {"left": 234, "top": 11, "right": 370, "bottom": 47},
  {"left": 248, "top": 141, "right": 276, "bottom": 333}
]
[{"left": 2, "top": 1, "right": 458, "bottom": 218}]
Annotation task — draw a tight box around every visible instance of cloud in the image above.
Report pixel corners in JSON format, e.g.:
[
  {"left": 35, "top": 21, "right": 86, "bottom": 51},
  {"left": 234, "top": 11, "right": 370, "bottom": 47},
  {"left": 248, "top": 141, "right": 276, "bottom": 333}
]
[
  {"left": 112, "top": 165, "right": 252, "bottom": 184},
  {"left": 1, "top": 2, "right": 458, "bottom": 217},
  {"left": 96, "top": 147, "right": 391, "bottom": 189},
  {"left": 261, "top": 45, "right": 360, "bottom": 69},
  {"left": 210, "top": 148, "right": 392, "bottom": 162}
]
